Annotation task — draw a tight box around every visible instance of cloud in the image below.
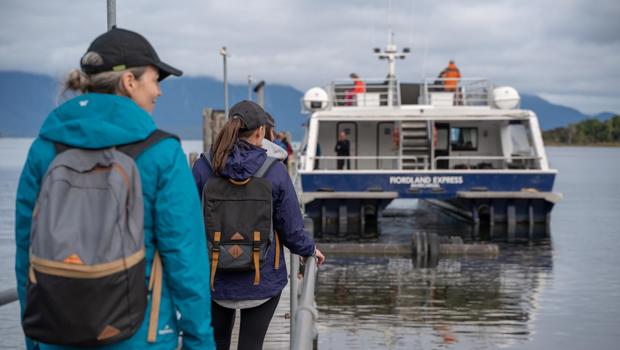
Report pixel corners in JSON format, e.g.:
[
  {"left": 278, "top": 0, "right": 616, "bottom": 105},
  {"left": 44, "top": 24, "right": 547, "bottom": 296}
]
[{"left": 0, "top": 0, "right": 618, "bottom": 114}]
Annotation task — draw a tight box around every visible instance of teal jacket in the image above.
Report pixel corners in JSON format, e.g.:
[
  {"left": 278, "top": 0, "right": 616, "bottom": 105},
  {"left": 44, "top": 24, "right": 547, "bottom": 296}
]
[{"left": 15, "top": 93, "right": 215, "bottom": 350}]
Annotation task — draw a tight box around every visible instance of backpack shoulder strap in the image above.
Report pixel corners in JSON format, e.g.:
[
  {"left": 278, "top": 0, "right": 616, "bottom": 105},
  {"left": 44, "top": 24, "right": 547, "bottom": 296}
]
[
  {"left": 201, "top": 152, "right": 214, "bottom": 172},
  {"left": 52, "top": 129, "right": 179, "bottom": 159},
  {"left": 254, "top": 156, "right": 278, "bottom": 178},
  {"left": 53, "top": 142, "right": 71, "bottom": 155},
  {"left": 118, "top": 129, "right": 180, "bottom": 159}
]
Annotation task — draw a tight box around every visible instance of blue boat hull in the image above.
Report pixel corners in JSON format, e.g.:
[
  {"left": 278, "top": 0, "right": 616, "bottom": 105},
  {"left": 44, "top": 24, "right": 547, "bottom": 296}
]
[
  {"left": 300, "top": 171, "right": 556, "bottom": 199},
  {"left": 300, "top": 171, "right": 558, "bottom": 238}
]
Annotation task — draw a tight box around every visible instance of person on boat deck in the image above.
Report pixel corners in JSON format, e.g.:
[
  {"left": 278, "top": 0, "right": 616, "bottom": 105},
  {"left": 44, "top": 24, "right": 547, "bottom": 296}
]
[
  {"left": 14, "top": 27, "right": 215, "bottom": 350},
  {"left": 192, "top": 100, "right": 325, "bottom": 350},
  {"left": 345, "top": 72, "right": 366, "bottom": 106},
  {"left": 440, "top": 60, "right": 461, "bottom": 92},
  {"left": 335, "top": 131, "right": 351, "bottom": 170},
  {"left": 278, "top": 131, "right": 294, "bottom": 170}
]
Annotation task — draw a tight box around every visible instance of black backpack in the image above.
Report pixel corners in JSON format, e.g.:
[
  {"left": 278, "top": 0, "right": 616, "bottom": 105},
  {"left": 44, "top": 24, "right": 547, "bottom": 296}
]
[{"left": 201, "top": 154, "right": 280, "bottom": 290}]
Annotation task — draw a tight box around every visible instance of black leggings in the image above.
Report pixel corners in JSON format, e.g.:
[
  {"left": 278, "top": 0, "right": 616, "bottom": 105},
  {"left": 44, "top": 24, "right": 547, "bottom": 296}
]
[{"left": 211, "top": 293, "right": 281, "bottom": 350}]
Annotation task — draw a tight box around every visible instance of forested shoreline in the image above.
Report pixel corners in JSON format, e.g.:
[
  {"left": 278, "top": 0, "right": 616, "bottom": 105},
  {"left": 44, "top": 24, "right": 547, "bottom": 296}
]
[{"left": 543, "top": 115, "right": 620, "bottom": 146}]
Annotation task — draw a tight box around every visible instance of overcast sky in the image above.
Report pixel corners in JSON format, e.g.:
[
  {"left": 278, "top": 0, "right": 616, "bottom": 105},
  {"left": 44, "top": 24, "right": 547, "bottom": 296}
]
[{"left": 1, "top": 0, "right": 618, "bottom": 114}]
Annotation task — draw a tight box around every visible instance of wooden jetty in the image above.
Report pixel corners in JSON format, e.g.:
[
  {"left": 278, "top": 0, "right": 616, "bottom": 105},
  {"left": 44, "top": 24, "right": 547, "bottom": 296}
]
[{"left": 229, "top": 251, "right": 293, "bottom": 350}]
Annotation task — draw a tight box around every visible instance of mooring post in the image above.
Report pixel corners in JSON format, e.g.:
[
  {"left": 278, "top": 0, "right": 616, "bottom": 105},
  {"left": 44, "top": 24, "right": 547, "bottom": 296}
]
[
  {"left": 489, "top": 204, "right": 495, "bottom": 239},
  {"left": 528, "top": 200, "right": 535, "bottom": 240},
  {"left": 507, "top": 202, "right": 516, "bottom": 242},
  {"left": 338, "top": 202, "right": 348, "bottom": 236}
]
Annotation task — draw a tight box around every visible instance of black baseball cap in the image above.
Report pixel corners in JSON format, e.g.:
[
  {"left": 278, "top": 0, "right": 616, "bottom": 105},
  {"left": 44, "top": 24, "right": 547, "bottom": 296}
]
[
  {"left": 229, "top": 100, "right": 268, "bottom": 131},
  {"left": 265, "top": 112, "right": 275, "bottom": 127},
  {"left": 80, "top": 27, "right": 182, "bottom": 81}
]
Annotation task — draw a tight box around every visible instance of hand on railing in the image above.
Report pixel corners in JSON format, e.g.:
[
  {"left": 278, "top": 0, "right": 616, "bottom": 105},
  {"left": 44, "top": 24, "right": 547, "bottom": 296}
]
[{"left": 301, "top": 248, "right": 325, "bottom": 268}]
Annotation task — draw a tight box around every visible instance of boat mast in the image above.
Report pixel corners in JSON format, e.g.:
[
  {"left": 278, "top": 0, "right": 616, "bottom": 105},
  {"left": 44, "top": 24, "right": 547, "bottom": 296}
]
[{"left": 373, "top": 28, "right": 410, "bottom": 106}]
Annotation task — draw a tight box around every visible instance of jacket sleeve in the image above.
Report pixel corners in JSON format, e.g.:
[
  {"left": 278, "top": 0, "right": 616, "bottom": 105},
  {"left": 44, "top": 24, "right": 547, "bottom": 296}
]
[
  {"left": 14, "top": 138, "right": 55, "bottom": 350},
  {"left": 153, "top": 141, "right": 215, "bottom": 350},
  {"left": 271, "top": 162, "right": 315, "bottom": 256}
]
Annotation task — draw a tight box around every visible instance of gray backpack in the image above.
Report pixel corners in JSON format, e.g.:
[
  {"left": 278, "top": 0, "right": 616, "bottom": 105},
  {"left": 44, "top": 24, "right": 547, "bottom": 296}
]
[
  {"left": 201, "top": 153, "right": 279, "bottom": 291},
  {"left": 22, "top": 130, "right": 176, "bottom": 346}
]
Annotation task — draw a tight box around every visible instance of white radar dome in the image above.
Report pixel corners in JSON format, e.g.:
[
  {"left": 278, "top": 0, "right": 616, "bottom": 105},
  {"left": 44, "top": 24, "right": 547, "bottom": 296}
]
[
  {"left": 302, "top": 87, "right": 329, "bottom": 112},
  {"left": 492, "top": 86, "right": 520, "bottom": 109}
]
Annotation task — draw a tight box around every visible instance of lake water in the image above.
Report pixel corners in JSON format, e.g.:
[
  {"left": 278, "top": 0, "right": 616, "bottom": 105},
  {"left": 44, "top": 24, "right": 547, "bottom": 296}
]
[{"left": 1, "top": 139, "right": 619, "bottom": 349}]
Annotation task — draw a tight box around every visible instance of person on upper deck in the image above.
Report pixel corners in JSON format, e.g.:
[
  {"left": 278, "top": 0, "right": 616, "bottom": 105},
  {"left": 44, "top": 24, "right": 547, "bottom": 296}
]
[
  {"left": 345, "top": 73, "right": 366, "bottom": 106},
  {"left": 440, "top": 60, "right": 461, "bottom": 92},
  {"left": 350, "top": 73, "right": 366, "bottom": 93},
  {"left": 192, "top": 100, "right": 325, "bottom": 350}
]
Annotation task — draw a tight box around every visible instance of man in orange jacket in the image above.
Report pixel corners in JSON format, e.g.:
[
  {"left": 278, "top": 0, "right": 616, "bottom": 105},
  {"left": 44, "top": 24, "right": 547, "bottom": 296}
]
[{"left": 440, "top": 60, "right": 461, "bottom": 92}]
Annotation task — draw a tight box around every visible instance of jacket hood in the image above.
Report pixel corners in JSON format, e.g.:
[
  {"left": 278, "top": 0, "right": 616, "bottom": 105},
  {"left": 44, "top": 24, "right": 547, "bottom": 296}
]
[
  {"left": 39, "top": 93, "right": 156, "bottom": 148},
  {"left": 262, "top": 139, "right": 287, "bottom": 161},
  {"left": 218, "top": 140, "right": 267, "bottom": 180}
]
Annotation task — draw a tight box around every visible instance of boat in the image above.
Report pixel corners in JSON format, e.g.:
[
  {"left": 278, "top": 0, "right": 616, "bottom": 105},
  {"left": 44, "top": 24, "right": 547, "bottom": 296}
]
[{"left": 296, "top": 32, "right": 561, "bottom": 239}]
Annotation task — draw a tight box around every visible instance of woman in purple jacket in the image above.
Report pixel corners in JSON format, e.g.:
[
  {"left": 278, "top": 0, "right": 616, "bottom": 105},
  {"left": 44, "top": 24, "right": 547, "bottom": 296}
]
[{"left": 192, "top": 100, "right": 324, "bottom": 350}]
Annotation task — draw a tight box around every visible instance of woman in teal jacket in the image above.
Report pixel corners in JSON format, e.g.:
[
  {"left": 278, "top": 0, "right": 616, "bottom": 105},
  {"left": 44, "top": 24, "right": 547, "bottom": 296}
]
[{"left": 14, "top": 28, "right": 214, "bottom": 349}]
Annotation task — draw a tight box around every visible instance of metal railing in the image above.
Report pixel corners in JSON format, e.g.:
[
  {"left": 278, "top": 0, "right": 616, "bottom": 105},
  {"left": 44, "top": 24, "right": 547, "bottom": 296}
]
[
  {"left": 308, "top": 155, "right": 430, "bottom": 170},
  {"left": 434, "top": 155, "right": 541, "bottom": 169},
  {"left": 329, "top": 78, "right": 400, "bottom": 107},
  {"left": 290, "top": 254, "right": 318, "bottom": 350},
  {"left": 422, "top": 78, "right": 491, "bottom": 106},
  {"left": 0, "top": 288, "right": 18, "bottom": 307},
  {"left": 290, "top": 218, "right": 319, "bottom": 350}
]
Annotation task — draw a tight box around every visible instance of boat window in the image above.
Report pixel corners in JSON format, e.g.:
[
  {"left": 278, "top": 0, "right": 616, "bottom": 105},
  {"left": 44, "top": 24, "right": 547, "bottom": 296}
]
[
  {"left": 436, "top": 128, "right": 449, "bottom": 151},
  {"left": 451, "top": 127, "right": 478, "bottom": 151},
  {"left": 510, "top": 124, "right": 532, "bottom": 154}
]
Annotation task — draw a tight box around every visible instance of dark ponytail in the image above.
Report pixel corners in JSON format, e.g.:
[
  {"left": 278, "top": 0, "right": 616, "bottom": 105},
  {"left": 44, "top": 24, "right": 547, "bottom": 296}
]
[{"left": 211, "top": 117, "right": 256, "bottom": 174}]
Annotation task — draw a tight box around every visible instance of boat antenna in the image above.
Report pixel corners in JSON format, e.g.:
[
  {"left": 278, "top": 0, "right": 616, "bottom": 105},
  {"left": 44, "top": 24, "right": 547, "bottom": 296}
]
[
  {"left": 421, "top": 38, "right": 428, "bottom": 80},
  {"left": 373, "top": 29, "right": 409, "bottom": 106},
  {"left": 373, "top": 28, "right": 410, "bottom": 79}
]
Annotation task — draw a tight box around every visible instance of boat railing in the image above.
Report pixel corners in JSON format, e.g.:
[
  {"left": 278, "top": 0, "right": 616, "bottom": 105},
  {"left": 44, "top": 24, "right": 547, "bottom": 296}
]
[
  {"left": 329, "top": 78, "right": 400, "bottom": 107},
  {"left": 309, "top": 155, "right": 429, "bottom": 170},
  {"left": 422, "top": 78, "right": 491, "bottom": 107},
  {"left": 301, "top": 154, "right": 542, "bottom": 171},
  {"left": 434, "top": 155, "right": 542, "bottom": 170}
]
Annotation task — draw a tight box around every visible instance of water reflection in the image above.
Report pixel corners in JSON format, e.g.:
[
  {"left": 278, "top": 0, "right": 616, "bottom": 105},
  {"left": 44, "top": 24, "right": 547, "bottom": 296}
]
[{"left": 316, "top": 201, "right": 554, "bottom": 349}]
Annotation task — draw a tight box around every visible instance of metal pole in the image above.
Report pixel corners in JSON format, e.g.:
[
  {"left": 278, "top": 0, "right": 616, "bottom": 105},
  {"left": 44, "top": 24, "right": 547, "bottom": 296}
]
[
  {"left": 254, "top": 80, "right": 266, "bottom": 108},
  {"left": 220, "top": 47, "right": 229, "bottom": 118},
  {"left": 0, "top": 288, "right": 18, "bottom": 307},
  {"left": 106, "top": 0, "right": 116, "bottom": 30},
  {"left": 247, "top": 75, "right": 253, "bottom": 101}
]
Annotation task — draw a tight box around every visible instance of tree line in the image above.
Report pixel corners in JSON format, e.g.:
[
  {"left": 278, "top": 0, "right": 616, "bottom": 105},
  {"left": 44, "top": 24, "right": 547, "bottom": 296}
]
[{"left": 543, "top": 115, "right": 620, "bottom": 145}]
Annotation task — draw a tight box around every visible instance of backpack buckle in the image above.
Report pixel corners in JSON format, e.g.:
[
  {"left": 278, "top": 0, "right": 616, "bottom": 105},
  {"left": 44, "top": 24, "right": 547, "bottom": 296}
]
[{"left": 253, "top": 230, "right": 261, "bottom": 252}]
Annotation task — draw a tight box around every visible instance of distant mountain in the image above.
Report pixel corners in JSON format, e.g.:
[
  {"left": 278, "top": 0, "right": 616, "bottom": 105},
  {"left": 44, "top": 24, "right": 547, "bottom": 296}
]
[
  {"left": 1, "top": 71, "right": 617, "bottom": 139},
  {"left": 0, "top": 71, "right": 58, "bottom": 137},
  {"left": 154, "top": 76, "right": 306, "bottom": 139},
  {"left": 520, "top": 94, "right": 591, "bottom": 130},
  {"left": 0, "top": 71, "right": 306, "bottom": 139}
]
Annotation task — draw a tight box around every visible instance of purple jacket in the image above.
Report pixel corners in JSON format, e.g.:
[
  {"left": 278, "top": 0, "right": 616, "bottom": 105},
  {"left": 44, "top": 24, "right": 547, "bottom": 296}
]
[{"left": 192, "top": 140, "right": 315, "bottom": 300}]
